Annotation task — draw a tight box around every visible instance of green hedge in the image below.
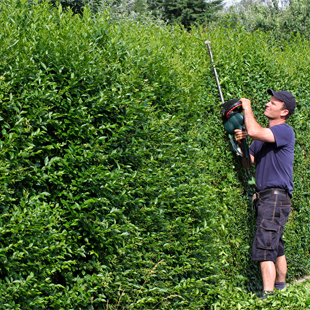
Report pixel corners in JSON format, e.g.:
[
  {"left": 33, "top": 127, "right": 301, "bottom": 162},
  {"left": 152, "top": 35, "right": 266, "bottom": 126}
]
[{"left": 0, "top": 1, "right": 310, "bottom": 309}]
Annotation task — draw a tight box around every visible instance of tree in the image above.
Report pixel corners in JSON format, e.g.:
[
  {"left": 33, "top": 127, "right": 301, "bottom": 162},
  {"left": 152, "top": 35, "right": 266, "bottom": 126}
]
[
  {"left": 148, "top": 0, "right": 224, "bottom": 29},
  {"left": 132, "top": 0, "right": 148, "bottom": 14},
  {"left": 216, "top": 0, "right": 310, "bottom": 41},
  {"left": 46, "top": 0, "right": 101, "bottom": 15}
]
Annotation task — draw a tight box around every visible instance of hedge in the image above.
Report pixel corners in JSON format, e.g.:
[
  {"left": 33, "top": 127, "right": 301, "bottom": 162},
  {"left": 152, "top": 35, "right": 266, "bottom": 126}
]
[{"left": 0, "top": 1, "right": 310, "bottom": 309}]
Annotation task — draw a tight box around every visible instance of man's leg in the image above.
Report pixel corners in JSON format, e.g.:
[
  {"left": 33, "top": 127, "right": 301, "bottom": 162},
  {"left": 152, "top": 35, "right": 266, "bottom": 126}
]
[
  {"left": 275, "top": 255, "right": 287, "bottom": 289},
  {"left": 260, "top": 261, "right": 276, "bottom": 291}
]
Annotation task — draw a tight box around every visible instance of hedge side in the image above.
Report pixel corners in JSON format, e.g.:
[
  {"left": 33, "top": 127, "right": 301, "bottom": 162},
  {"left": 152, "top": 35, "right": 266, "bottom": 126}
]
[{"left": 0, "top": 1, "right": 309, "bottom": 309}]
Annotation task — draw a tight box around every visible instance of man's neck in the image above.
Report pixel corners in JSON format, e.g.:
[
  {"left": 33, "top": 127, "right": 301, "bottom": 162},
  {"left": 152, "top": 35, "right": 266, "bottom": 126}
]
[{"left": 268, "top": 118, "right": 286, "bottom": 128}]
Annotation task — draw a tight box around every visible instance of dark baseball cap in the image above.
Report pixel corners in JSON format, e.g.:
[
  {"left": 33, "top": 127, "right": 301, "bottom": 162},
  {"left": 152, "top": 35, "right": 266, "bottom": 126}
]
[{"left": 267, "top": 88, "right": 296, "bottom": 115}]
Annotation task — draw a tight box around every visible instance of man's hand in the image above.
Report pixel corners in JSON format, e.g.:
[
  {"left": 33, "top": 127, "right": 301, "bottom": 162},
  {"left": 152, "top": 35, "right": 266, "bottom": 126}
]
[
  {"left": 235, "top": 128, "right": 254, "bottom": 167},
  {"left": 235, "top": 129, "right": 247, "bottom": 144},
  {"left": 240, "top": 98, "right": 252, "bottom": 111}
]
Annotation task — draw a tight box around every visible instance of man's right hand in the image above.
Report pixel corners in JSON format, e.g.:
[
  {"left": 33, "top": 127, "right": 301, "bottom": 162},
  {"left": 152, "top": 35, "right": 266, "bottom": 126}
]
[
  {"left": 234, "top": 129, "right": 247, "bottom": 144},
  {"left": 235, "top": 129, "right": 254, "bottom": 168}
]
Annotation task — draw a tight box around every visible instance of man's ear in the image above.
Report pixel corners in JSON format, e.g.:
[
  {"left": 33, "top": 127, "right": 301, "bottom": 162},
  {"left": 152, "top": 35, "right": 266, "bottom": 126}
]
[{"left": 281, "top": 109, "right": 289, "bottom": 118}]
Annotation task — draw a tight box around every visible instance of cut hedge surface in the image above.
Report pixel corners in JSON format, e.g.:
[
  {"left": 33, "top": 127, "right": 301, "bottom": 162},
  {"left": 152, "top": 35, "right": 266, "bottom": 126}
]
[{"left": 0, "top": 1, "right": 310, "bottom": 309}]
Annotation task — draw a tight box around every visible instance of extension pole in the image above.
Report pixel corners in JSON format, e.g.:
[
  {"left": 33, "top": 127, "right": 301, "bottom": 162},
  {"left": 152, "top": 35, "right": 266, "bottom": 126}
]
[{"left": 204, "top": 40, "right": 224, "bottom": 104}]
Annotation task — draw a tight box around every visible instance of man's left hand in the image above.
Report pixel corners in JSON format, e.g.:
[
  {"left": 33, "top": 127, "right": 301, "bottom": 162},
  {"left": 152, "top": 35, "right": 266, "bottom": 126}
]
[{"left": 240, "top": 98, "right": 252, "bottom": 111}]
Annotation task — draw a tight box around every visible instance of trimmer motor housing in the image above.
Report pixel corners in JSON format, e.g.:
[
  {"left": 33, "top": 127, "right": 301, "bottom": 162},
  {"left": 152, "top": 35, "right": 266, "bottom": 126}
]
[{"left": 221, "top": 98, "right": 249, "bottom": 158}]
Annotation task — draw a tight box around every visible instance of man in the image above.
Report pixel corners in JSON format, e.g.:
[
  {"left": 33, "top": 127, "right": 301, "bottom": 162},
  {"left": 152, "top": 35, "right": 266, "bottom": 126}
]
[{"left": 235, "top": 89, "right": 296, "bottom": 299}]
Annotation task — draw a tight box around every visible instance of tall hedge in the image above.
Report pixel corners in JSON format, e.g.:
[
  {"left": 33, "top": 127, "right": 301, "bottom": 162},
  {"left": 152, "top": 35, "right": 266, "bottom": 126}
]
[{"left": 0, "top": 1, "right": 310, "bottom": 309}]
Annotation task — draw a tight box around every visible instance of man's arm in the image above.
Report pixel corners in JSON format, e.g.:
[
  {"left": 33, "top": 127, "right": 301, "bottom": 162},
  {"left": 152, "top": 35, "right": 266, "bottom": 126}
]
[
  {"left": 240, "top": 98, "right": 275, "bottom": 143},
  {"left": 235, "top": 129, "right": 255, "bottom": 168}
]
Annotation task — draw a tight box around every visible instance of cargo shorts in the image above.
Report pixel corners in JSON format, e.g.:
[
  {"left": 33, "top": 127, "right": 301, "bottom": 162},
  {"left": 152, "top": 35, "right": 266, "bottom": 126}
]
[{"left": 252, "top": 189, "right": 291, "bottom": 263}]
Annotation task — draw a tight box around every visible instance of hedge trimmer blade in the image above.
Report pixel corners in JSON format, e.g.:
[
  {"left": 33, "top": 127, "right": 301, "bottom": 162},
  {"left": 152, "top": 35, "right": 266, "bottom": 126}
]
[{"left": 205, "top": 41, "right": 249, "bottom": 160}]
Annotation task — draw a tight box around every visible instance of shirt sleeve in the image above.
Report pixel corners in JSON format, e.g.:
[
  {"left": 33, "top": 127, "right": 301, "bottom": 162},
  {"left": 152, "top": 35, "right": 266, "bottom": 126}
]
[{"left": 270, "top": 124, "right": 294, "bottom": 148}]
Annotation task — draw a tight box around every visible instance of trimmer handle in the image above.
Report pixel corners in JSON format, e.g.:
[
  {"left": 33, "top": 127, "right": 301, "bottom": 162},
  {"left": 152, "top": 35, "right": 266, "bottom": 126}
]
[
  {"left": 234, "top": 121, "right": 249, "bottom": 159},
  {"left": 233, "top": 125, "right": 249, "bottom": 159},
  {"left": 241, "top": 134, "right": 249, "bottom": 159}
]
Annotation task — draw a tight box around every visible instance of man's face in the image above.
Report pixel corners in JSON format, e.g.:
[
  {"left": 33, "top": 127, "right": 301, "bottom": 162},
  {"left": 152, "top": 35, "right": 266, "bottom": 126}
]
[{"left": 264, "top": 96, "right": 288, "bottom": 120}]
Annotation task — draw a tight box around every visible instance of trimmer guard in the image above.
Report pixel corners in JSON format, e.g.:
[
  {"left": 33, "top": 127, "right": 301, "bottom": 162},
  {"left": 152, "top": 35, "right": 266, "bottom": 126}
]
[{"left": 221, "top": 98, "right": 243, "bottom": 118}]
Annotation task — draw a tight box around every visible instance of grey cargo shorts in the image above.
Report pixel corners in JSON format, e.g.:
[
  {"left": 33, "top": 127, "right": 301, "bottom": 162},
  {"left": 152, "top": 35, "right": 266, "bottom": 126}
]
[{"left": 252, "top": 189, "right": 291, "bottom": 263}]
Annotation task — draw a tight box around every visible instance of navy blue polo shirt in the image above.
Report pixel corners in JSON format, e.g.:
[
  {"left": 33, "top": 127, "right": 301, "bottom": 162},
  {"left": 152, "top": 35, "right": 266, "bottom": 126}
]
[{"left": 249, "top": 124, "right": 295, "bottom": 197}]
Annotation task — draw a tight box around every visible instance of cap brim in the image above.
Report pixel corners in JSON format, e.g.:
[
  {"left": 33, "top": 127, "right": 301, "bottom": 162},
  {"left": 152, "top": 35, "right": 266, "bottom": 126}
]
[{"left": 267, "top": 88, "right": 275, "bottom": 96}]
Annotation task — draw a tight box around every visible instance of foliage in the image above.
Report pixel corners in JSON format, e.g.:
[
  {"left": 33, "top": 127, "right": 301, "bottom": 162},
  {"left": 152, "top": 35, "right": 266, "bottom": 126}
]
[
  {"left": 217, "top": 0, "right": 310, "bottom": 42},
  {"left": 212, "top": 279, "right": 310, "bottom": 309},
  {"left": 148, "top": 0, "right": 224, "bottom": 29},
  {"left": 46, "top": 0, "right": 102, "bottom": 14},
  {"left": 99, "top": 0, "right": 163, "bottom": 25},
  {"left": 0, "top": 0, "right": 310, "bottom": 309},
  {"left": 131, "top": 0, "right": 148, "bottom": 15}
]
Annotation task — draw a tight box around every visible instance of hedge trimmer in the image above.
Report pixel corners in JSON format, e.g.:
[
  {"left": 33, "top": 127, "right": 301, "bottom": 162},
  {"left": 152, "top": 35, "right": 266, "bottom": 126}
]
[{"left": 205, "top": 40, "right": 249, "bottom": 160}]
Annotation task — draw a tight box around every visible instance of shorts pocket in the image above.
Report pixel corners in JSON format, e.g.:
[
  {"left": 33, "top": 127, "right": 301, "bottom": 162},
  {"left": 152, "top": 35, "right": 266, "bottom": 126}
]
[
  {"left": 255, "top": 220, "right": 280, "bottom": 250},
  {"left": 280, "top": 204, "right": 291, "bottom": 226}
]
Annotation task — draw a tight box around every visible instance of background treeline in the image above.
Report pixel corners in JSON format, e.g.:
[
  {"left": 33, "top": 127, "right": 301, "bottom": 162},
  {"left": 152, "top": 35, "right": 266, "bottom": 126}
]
[
  {"left": 53, "top": 0, "right": 310, "bottom": 42},
  {"left": 1, "top": 0, "right": 310, "bottom": 309},
  {"left": 46, "top": 0, "right": 225, "bottom": 26},
  {"left": 218, "top": 0, "right": 310, "bottom": 42}
]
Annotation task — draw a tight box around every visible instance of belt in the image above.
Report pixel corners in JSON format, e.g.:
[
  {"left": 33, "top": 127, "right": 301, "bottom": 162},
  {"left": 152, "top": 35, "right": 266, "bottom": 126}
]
[{"left": 257, "top": 188, "right": 288, "bottom": 199}]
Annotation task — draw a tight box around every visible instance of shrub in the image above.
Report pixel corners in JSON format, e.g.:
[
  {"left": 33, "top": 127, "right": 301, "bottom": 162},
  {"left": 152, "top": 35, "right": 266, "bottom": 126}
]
[{"left": 0, "top": 1, "right": 310, "bottom": 309}]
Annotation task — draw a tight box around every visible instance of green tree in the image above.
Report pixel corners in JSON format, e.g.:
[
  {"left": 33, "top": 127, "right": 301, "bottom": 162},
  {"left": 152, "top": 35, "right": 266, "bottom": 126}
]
[
  {"left": 49, "top": 0, "right": 85, "bottom": 14},
  {"left": 132, "top": 0, "right": 148, "bottom": 14},
  {"left": 46, "top": 0, "right": 101, "bottom": 14},
  {"left": 149, "top": 0, "right": 224, "bottom": 29},
  {"left": 217, "top": 0, "right": 310, "bottom": 41}
]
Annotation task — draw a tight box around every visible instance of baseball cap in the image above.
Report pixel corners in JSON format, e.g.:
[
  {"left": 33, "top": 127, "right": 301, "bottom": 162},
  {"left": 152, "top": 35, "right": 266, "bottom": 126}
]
[{"left": 267, "top": 88, "right": 296, "bottom": 115}]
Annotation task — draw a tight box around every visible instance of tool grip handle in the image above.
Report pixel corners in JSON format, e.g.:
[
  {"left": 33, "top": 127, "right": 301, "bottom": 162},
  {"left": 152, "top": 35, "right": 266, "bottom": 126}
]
[{"left": 241, "top": 138, "right": 249, "bottom": 159}]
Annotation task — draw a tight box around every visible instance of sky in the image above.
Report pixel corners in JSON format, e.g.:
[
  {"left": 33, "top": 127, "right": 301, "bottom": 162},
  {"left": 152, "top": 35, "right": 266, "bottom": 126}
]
[{"left": 224, "top": 0, "right": 242, "bottom": 8}]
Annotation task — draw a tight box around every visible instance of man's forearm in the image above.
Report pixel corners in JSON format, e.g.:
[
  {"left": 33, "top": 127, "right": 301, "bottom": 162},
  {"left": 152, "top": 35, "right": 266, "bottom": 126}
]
[
  {"left": 240, "top": 98, "right": 275, "bottom": 142},
  {"left": 243, "top": 107, "right": 263, "bottom": 138}
]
